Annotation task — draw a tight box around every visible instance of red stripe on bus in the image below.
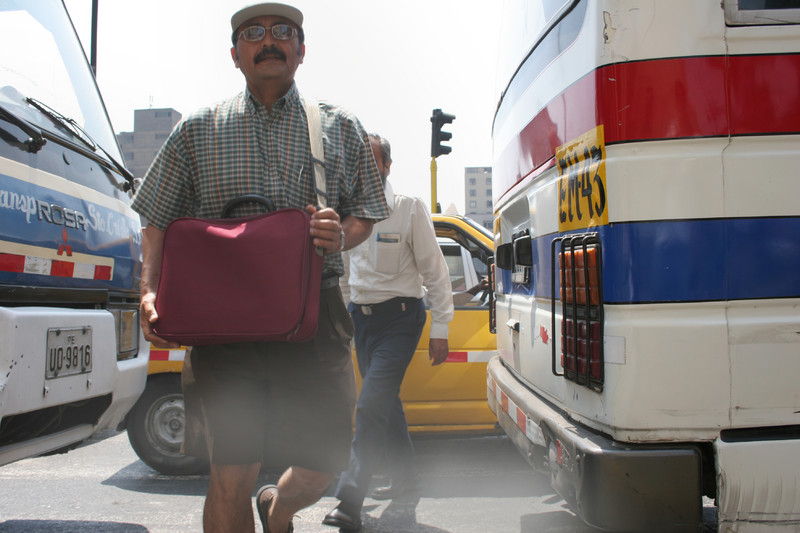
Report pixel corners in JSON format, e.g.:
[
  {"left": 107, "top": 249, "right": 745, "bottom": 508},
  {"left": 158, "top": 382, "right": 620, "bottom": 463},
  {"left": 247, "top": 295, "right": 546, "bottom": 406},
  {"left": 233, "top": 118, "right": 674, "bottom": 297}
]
[
  {"left": 728, "top": 54, "right": 800, "bottom": 136},
  {"left": 495, "top": 54, "right": 800, "bottom": 198},
  {"left": 0, "top": 253, "right": 25, "bottom": 273},
  {"left": 94, "top": 265, "right": 112, "bottom": 280},
  {"left": 516, "top": 407, "right": 527, "bottom": 433},
  {"left": 50, "top": 260, "right": 74, "bottom": 277}
]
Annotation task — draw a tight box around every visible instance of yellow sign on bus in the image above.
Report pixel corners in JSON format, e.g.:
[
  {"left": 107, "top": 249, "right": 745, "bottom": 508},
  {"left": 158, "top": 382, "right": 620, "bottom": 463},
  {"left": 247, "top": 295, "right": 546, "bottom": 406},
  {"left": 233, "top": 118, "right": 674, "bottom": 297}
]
[{"left": 557, "top": 125, "right": 608, "bottom": 232}]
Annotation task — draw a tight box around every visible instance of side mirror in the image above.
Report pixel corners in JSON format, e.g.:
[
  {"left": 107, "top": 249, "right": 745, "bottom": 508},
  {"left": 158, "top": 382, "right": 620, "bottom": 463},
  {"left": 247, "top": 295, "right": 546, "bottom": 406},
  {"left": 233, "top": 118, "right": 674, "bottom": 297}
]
[
  {"left": 514, "top": 235, "right": 533, "bottom": 267},
  {"left": 496, "top": 243, "right": 513, "bottom": 269}
]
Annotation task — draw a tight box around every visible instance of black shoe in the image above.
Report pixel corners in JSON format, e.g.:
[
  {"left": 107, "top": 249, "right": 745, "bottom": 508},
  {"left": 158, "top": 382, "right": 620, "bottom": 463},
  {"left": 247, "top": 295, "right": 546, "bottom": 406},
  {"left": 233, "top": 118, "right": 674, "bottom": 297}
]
[
  {"left": 322, "top": 505, "right": 362, "bottom": 531},
  {"left": 370, "top": 478, "right": 419, "bottom": 500}
]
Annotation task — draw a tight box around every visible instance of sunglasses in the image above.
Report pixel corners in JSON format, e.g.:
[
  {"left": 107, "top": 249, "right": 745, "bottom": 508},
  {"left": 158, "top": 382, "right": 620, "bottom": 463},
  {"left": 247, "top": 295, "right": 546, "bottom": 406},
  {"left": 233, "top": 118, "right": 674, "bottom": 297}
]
[{"left": 238, "top": 24, "right": 297, "bottom": 42}]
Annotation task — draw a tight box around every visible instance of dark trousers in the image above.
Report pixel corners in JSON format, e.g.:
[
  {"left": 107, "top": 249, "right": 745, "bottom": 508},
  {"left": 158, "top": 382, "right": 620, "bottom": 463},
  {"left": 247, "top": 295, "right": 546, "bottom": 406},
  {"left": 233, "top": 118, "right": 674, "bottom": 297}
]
[{"left": 334, "top": 297, "right": 426, "bottom": 510}]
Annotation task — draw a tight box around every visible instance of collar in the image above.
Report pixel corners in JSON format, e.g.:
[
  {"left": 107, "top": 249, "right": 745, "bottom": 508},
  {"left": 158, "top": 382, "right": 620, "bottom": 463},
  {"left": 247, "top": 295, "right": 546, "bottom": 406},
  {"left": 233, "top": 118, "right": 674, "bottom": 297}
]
[
  {"left": 384, "top": 180, "right": 395, "bottom": 213},
  {"left": 244, "top": 82, "right": 300, "bottom": 116}
]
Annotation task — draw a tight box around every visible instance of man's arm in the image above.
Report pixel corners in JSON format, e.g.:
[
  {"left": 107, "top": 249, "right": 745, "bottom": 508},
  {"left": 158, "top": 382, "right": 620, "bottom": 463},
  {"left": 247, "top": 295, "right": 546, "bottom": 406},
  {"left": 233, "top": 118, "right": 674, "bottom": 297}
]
[
  {"left": 140, "top": 225, "right": 180, "bottom": 349},
  {"left": 341, "top": 214, "right": 373, "bottom": 251},
  {"left": 306, "top": 205, "right": 374, "bottom": 254},
  {"left": 409, "top": 200, "right": 454, "bottom": 366}
]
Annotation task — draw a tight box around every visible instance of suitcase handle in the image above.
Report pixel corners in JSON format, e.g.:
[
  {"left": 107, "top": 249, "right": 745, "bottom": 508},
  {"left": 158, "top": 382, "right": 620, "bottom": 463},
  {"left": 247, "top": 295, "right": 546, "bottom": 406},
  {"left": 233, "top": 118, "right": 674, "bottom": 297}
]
[{"left": 221, "top": 195, "right": 275, "bottom": 218}]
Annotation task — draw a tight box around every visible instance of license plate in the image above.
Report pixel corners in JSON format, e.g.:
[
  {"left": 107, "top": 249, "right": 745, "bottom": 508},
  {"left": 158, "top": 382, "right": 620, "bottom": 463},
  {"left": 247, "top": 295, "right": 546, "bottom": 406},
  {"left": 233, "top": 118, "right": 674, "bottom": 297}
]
[{"left": 46, "top": 327, "right": 92, "bottom": 379}]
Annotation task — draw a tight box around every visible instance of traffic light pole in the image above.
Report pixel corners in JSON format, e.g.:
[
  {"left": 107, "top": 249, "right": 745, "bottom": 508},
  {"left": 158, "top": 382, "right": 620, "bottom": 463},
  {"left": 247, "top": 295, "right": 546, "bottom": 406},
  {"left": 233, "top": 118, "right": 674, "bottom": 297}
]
[{"left": 430, "top": 157, "right": 438, "bottom": 213}]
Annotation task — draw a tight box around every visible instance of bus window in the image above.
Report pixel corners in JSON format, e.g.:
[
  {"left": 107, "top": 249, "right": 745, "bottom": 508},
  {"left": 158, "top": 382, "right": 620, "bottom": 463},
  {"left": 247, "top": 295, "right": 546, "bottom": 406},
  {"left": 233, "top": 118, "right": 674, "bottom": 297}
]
[{"left": 724, "top": 0, "right": 800, "bottom": 24}]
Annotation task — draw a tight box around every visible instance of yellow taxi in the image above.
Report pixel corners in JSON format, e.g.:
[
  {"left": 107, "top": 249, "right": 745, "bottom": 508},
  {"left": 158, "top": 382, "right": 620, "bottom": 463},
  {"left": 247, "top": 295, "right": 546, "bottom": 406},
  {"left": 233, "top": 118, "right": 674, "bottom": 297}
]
[{"left": 125, "top": 214, "right": 496, "bottom": 475}]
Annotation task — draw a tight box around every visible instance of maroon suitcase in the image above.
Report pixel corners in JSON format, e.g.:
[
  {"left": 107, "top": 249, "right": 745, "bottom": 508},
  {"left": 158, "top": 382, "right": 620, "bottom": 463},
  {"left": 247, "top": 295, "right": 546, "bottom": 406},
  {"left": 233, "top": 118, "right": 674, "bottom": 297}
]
[{"left": 152, "top": 196, "right": 323, "bottom": 345}]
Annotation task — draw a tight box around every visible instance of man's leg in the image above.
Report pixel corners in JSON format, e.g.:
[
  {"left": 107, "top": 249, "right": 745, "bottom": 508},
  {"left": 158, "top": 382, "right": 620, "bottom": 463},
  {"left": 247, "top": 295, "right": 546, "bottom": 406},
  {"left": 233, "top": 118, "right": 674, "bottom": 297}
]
[
  {"left": 385, "top": 394, "right": 417, "bottom": 484},
  {"left": 204, "top": 462, "right": 261, "bottom": 533},
  {"left": 383, "top": 302, "right": 425, "bottom": 485},
  {"left": 334, "top": 301, "right": 426, "bottom": 509},
  {"left": 263, "top": 466, "right": 334, "bottom": 532},
  {"left": 335, "top": 344, "right": 413, "bottom": 505}
]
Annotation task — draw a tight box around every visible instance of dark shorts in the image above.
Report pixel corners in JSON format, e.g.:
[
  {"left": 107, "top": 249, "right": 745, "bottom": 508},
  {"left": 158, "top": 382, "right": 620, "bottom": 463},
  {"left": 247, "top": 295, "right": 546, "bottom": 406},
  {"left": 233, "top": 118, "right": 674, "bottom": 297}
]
[{"left": 181, "top": 286, "right": 356, "bottom": 472}]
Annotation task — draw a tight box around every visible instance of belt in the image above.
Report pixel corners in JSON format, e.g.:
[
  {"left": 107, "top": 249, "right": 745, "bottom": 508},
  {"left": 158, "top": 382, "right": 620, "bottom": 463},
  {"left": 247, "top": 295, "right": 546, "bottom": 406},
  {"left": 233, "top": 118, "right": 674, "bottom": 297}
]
[
  {"left": 321, "top": 273, "right": 339, "bottom": 291},
  {"left": 355, "top": 297, "right": 421, "bottom": 316}
]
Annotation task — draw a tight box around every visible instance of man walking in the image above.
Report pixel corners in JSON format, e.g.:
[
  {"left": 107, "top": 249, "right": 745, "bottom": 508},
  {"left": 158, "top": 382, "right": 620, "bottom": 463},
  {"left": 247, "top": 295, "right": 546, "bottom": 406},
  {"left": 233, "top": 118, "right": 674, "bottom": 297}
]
[
  {"left": 323, "top": 134, "right": 454, "bottom": 531},
  {"left": 132, "top": 4, "right": 388, "bottom": 532}
]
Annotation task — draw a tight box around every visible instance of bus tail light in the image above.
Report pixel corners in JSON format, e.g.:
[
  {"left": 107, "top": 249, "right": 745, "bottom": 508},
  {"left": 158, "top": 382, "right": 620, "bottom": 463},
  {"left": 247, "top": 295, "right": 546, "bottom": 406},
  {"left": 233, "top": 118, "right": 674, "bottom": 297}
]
[
  {"left": 561, "top": 246, "right": 600, "bottom": 306},
  {"left": 550, "top": 233, "right": 604, "bottom": 392}
]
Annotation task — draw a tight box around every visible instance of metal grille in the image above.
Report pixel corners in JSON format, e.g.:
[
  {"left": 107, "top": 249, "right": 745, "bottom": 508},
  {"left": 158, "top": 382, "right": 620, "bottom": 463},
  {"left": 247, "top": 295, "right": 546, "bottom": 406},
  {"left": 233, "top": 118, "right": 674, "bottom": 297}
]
[{"left": 551, "top": 233, "right": 604, "bottom": 392}]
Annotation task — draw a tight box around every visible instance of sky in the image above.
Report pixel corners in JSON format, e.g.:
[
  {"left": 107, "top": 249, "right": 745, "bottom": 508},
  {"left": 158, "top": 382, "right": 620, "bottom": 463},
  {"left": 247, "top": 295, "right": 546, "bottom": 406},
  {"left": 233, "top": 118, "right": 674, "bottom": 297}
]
[{"left": 63, "top": 0, "right": 504, "bottom": 214}]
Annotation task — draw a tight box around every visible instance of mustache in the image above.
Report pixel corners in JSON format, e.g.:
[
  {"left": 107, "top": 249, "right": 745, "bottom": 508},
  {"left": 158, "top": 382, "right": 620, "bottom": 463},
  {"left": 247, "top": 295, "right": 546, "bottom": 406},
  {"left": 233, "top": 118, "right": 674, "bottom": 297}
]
[{"left": 254, "top": 46, "right": 287, "bottom": 63}]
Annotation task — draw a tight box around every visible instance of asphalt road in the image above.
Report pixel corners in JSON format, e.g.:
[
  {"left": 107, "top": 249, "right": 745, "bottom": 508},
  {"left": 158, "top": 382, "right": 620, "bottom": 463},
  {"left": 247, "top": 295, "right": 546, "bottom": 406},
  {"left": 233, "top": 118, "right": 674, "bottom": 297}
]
[{"left": 0, "top": 429, "right": 610, "bottom": 533}]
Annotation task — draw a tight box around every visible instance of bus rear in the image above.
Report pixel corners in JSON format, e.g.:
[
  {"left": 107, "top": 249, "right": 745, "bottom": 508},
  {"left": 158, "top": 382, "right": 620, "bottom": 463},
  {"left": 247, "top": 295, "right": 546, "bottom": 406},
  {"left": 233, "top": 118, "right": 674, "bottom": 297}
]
[{"left": 487, "top": 1, "right": 800, "bottom": 531}]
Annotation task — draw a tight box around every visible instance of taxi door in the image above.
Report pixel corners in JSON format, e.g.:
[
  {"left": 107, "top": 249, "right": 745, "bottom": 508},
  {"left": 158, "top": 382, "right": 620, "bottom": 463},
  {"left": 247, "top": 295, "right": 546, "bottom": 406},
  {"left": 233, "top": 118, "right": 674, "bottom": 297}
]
[{"left": 400, "top": 215, "right": 497, "bottom": 433}]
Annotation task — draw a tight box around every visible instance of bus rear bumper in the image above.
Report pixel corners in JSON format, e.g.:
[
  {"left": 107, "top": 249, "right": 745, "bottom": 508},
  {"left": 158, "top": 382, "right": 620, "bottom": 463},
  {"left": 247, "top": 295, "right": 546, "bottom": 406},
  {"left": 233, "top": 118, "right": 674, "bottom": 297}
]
[{"left": 487, "top": 356, "right": 704, "bottom": 533}]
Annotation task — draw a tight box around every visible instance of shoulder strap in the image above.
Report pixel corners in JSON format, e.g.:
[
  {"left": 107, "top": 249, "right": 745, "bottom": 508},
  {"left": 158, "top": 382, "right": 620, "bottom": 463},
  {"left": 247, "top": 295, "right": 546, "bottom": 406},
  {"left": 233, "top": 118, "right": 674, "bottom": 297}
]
[{"left": 303, "top": 97, "right": 328, "bottom": 209}]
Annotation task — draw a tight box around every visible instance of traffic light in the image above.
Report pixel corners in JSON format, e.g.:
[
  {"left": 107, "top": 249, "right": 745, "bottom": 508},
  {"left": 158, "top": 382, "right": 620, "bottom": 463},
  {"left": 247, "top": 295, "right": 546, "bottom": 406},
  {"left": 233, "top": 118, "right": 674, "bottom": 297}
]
[{"left": 430, "top": 108, "right": 455, "bottom": 158}]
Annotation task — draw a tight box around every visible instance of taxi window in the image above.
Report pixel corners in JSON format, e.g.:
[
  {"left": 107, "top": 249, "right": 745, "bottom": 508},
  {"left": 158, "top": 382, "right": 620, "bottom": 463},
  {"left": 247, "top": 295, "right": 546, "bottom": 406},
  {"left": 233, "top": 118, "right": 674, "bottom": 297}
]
[
  {"left": 438, "top": 237, "right": 491, "bottom": 308},
  {"left": 440, "top": 240, "right": 466, "bottom": 291},
  {"left": 473, "top": 255, "right": 489, "bottom": 279}
]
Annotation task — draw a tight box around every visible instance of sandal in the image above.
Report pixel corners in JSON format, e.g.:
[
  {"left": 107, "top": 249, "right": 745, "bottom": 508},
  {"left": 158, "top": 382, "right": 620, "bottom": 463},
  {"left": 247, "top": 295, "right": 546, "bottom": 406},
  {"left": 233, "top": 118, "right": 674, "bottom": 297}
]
[{"left": 256, "top": 484, "right": 294, "bottom": 533}]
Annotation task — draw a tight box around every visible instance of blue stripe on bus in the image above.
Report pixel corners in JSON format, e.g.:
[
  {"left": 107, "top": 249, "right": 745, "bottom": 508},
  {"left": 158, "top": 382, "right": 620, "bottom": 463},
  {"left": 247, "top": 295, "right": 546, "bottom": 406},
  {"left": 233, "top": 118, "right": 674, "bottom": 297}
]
[{"left": 502, "top": 217, "right": 800, "bottom": 303}]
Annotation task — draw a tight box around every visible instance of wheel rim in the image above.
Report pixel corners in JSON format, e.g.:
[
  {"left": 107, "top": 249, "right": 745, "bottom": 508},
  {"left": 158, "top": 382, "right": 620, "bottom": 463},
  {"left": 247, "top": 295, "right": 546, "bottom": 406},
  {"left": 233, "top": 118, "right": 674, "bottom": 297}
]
[{"left": 145, "top": 393, "right": 186, "bottom": 458}]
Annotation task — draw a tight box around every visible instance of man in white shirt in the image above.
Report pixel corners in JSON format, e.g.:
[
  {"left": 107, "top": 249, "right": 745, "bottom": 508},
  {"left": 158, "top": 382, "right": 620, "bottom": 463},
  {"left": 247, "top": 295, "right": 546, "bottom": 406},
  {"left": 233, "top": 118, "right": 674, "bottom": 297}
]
[{"left": 323, "top": 134, "right": 454, "bottom": 532}]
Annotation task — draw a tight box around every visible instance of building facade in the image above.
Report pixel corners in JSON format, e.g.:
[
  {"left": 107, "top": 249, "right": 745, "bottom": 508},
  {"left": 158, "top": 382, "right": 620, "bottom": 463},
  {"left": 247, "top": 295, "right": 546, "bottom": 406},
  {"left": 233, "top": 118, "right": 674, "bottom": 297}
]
[
  {"left": 464, "top": 166, "right": 493, "bottom": 230},
  {"left": 116, "top": 108, "right": 181, "bottom": 180}
]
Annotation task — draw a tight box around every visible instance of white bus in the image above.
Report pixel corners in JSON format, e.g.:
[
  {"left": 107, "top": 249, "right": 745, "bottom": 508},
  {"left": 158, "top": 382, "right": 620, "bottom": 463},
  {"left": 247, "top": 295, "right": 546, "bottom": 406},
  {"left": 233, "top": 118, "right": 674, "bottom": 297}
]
[{"left": 487, "top": 1, "right": 800, "bottom": 531}]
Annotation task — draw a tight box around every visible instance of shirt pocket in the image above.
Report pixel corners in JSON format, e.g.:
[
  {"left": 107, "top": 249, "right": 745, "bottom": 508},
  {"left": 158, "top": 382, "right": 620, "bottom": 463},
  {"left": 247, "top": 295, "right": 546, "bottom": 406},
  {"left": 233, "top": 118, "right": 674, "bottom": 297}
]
[{"left": 374, "top": 235, "right": 402, "bottom": 275}]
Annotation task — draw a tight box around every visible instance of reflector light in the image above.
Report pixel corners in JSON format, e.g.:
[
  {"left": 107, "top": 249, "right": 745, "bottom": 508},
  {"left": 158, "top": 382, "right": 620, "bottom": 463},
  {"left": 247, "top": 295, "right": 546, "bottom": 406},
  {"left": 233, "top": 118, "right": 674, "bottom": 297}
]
[
  {"left": 557, "top": 439, "right": 563, "bottom": 465},
  {"left": 110, "top": 304, "right": 140, "bottom": 361}
]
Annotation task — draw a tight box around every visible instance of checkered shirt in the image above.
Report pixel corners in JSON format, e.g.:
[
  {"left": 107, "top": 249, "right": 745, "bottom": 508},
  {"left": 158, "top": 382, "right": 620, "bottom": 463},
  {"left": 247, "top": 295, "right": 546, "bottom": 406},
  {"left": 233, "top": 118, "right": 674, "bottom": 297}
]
[{"left": 132, "top": 83, "right": 389, "bottom": 275}]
